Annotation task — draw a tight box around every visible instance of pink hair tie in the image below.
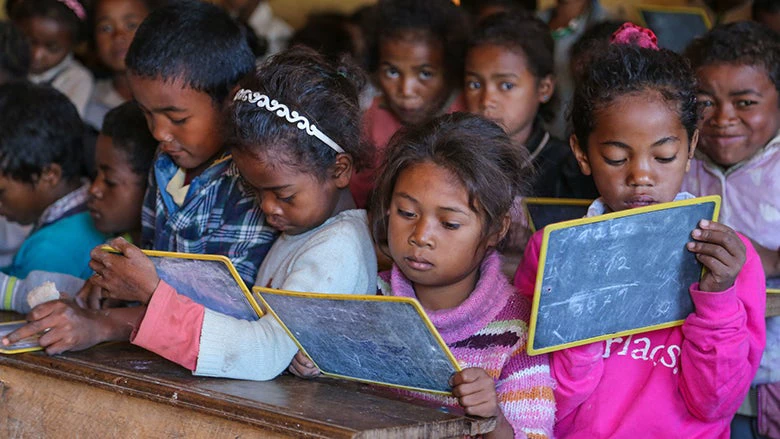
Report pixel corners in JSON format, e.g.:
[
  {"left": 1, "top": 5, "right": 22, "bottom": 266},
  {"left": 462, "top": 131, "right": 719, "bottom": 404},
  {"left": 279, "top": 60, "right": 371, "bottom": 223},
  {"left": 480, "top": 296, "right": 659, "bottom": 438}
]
[
  {"left": 57, "top": 0, "right": 86, "bottom": 21},
  {"left": 610, "top": 22, "right": 659, "bottom": 50}
]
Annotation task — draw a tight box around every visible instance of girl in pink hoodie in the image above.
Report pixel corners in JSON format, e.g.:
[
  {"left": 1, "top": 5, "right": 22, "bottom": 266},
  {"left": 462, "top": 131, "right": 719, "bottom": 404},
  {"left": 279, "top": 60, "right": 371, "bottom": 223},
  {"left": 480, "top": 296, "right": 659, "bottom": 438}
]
[{"left": 513, "top": 24, "right": 767, "bottom": 438}]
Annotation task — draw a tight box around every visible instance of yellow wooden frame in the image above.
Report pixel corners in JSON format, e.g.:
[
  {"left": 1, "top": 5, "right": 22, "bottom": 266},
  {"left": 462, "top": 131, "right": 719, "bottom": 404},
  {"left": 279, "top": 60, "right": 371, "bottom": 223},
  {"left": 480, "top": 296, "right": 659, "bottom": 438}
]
[
  {"left": 251, "top": 287, "right": 461, "bottom": 395},
  {"left": 0, "top": 320, "right": 43, "bottom": 354},
  {"left": 636, "top": 4, "right": 712, "bottom": 31},
  {"left": 521, "top": 197, "right": 593, "bottom": 232},
  {"left": 527, "top": 195, "right": 721, "bottom": 355},
  {"left": 100, "top": 247, "right": 264, "bottom": 318}
]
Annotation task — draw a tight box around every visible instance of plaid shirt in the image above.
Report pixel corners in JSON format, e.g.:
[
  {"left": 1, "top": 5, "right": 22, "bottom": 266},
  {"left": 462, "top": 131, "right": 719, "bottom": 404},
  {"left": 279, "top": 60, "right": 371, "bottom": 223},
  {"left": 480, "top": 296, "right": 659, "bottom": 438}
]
[{"left": 141, "top": 153, "right": 276, "bottom": 286}]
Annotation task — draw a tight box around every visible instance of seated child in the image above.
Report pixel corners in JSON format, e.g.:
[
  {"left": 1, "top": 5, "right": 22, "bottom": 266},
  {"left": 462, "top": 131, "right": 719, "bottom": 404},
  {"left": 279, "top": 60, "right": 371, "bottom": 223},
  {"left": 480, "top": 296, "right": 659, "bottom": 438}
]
[
  {"left": 0, "top": 81, "right": 105, "bottom": 280},
  {"left": 83, "top": 0, "right": 152, "bottom": 130},
  {"left": 2, "top": 101, "right": 158, "bottom": 352},
  {"left": 514, "top": 25, "right": 766, "bottom": 438},
  {"left": 683, "top": 21, "right": 779, "bottom": 280},
  {"left": 338, "top": 113, "right": 555, "bottom": 438},
  {"left": 350, "top": 0, "right": 469, "bottom": 208},
  {"left": 465, "top": 11, "right": 597, "bottom": 199},
  {"left": 11, "top": 0, "right": 94, "bottom": 116},
  {"left": 121, "top": 0, "right": 275, "bottom": 286},
  {"left": 75, "top": 47, "right": 377, "bottom": 380}
]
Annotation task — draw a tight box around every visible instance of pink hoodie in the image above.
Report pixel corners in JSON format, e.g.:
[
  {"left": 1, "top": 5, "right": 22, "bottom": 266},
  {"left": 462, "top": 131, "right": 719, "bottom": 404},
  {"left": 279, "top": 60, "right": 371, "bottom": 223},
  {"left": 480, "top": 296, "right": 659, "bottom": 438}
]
[{"left": 514, "top": 229, "right": 766, "bottom": 438}]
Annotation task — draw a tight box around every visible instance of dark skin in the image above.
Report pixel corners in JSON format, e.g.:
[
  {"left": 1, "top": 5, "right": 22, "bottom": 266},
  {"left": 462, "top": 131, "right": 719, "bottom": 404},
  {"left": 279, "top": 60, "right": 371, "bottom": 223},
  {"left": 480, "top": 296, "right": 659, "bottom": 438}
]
[{"left": 83, "top": 236, "right": 160, "bottom": 306}]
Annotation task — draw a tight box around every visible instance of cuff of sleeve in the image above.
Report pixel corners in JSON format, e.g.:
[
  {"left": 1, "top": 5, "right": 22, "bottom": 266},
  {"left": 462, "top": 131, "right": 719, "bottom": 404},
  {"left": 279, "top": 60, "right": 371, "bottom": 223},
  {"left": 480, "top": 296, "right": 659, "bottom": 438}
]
[
  {"left": 689, "top": 282, "right": 740, "bottom": 320},
  {"left": 131, "top": 280, "right": 204, "bottom": 370}
]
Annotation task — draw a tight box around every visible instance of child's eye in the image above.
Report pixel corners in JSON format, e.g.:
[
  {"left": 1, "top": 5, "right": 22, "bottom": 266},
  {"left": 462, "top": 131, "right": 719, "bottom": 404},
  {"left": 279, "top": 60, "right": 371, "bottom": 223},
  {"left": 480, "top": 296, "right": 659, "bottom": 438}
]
[
  {"left": 419, "top": 70, "right": 434, "bottom": 80},
  {"left": 126, "top": 21, "right": 139, "bottom": 31},
  {"left": 604, "top": 157, "right": 626, "bottom": 166},
  {"left": 500, "top": 82, "right": 515, "bottom": 91},
  {"left": 105, "top": 179, "right": 118, "bottom": 188},
  {"left": 277, "top": 194, "right": 295, "bottom": 204},
  {"left": 383, "top": 68, "right": 399, "bottom": 79},
  {"left": 98, "top": 23, "right": 113, "bottom": 34},
  {"left": 442, "top": 222, "right": 460, "bottom": 230},
  {"left": 396, "top": 208, "right": 415, "bottom": 219},
  {"left": 656, "top": 155, "right": 677, "bottom": 164},
  {"left": 170, "top": 117, "right": 188, "bottom": 126},
  {"left": 736, "top": 100, "right": 758, "bottom": 108},
  {"left": 697, "top": 99, "right": 714, "bottom": 109},
  {"left": 466, "top": 80, "right": 481, "bottom": 90}
]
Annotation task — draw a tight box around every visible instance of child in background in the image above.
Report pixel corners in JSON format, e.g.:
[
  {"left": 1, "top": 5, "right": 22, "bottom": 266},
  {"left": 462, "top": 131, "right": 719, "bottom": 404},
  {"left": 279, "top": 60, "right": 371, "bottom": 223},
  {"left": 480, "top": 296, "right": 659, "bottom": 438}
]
[
  {"left": 11, "top": 0, "right": 94, "bottom": 116},
  {"left": 221, "top": 0, "right": 292, "bottom": 57},
  {"left": 2, "top": 101, "right": 158, "bottom": 352},
  {"left": 568, "top": 20, "right": 623, "bottom": 83},
  {"left": 83, "top": 0, "right": 152, "bottom": 130},
  {"left": 514, "top": 26, "right": 766, "bottom": 438},
  {"left": 366, "top": 113, "right": 553, "bottom": 439},
  {"left": 465, "top": 11, "right": 596, "bottom": 199},
  {"left": 78, "top": 47, "right": 377, "bottom": 380},
  {"left": 349, "top": 0, "right": 469, "bottom": 208},
  {"left": 753, "top": 0, "right": 780, "bottom": 33}
]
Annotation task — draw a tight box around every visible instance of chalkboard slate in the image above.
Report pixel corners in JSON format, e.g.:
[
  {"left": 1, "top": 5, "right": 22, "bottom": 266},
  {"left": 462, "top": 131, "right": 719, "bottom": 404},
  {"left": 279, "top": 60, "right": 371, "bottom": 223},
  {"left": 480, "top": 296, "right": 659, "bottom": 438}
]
[
  {"left": 768, "top": 277, "right": 780, "bottom": 294},
  {"left": 639, "top": 6, "right": 711, "bottom": 53},
  {"left": 145, "top": 250, "right": 261, "bottom": 321},
  {"left": 0, "top": 321, "right": 41, "bottom": 354},
  {"left": 523, "top": 198, "right": 592, "bottom": 232},
  {"left": 254, "top": 288, "right": 460, "bottom": 394},
  {"left": 528, "top": 196, "right": 720, "bottom": 355}
]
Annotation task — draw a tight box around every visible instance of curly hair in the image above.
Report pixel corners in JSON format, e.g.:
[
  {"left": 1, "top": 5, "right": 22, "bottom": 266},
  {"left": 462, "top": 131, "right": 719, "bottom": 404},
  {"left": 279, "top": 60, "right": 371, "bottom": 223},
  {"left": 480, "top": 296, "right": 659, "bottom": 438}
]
[
  {"left": 685, "top": 21, "right": 780, "bottom": 94},
  {"left": 571, "top": 44, "right": 698, "bottom": 149}
]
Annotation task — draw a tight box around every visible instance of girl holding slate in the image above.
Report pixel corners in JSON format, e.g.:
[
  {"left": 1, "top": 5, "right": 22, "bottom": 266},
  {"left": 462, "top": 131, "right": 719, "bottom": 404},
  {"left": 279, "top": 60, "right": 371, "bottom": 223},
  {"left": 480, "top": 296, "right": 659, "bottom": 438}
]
[
  {"left": 361, "top": 113, "right": 555, "bottom": 439},
  {"left": 513, "top": 24, "right": 766, "bottom": 438}
]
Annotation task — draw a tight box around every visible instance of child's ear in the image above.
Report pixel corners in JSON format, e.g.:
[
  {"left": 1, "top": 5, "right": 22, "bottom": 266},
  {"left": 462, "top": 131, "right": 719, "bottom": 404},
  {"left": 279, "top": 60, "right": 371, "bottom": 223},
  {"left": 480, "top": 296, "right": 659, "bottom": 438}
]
[
  {"left": 487, "top": 213, "right": 512, "bottom": 248},
  {"left": 37, "top": 164, "right": 63, "bottom": 189},
  {"left": 570, "top": 135, "right": 592, "bottom": 176},
  {"left": 537, "top": 75, "right": 555, "bottom": 104},
  {"left": 685, "top": 129, "right": 699, "bottom": 173},
  {"left": 331, "top": 153, "right": 354, "bottom": 189}
]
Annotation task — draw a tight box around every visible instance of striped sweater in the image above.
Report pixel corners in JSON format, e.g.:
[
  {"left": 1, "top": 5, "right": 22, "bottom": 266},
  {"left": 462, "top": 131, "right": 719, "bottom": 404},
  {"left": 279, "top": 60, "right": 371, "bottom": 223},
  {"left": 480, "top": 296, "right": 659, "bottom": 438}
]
[{"left": 378, "top": 251, "right": 555, "bottom": 439}]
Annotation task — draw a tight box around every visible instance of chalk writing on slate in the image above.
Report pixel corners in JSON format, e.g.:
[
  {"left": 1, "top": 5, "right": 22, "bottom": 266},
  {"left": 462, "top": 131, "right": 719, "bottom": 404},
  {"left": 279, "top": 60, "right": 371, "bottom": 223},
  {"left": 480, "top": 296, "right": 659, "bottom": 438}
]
[
  {"left": 528, "top": 196, "right": 719, "bottom": 355},
  {"left": 255, "top": 289, "right": 459, "bottom": 394},
  {"left": 523, "top": 198, "right": 592, "bottom": 231},
  {"left": 639, "top": 6, "right": 711, "bottom": 53},
  {"left": 149, "top": 253, "right": 258, "bottom": 321}
]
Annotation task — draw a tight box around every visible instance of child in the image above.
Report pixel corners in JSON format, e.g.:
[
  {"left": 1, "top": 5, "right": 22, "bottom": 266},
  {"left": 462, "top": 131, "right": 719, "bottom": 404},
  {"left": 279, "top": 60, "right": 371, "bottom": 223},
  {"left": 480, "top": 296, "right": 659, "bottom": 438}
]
[
  {"left": 465, "top": 11, "right": 596, "bottom": 199},
  {"left": 11, "top": 0, "right": 94, "bottom": 116},
  {"left": 365, "top": 113, "right": 553, "bottom": 439},
  {"left": 683, "top": 21, "right": 780, "bottom": 281},
  {"left": 0, "top": 21, "right": 29, "bottom": 83},
  {"left": 83, "top": 0, "right": 152, "bottom": 130},
  {"left": 2, "top": 101, "right": 159, "bottom": 352},
  {"left": 0, "top": 82, "right": 106, "bottom": 315},
  {"left": 122, "top": 0, "right": 275, "bottom": 287},
  {"left": 349, "top": 0, "right": 469, "bottom": 208},
  {"left": 70, "top": 47, "right": 377, "bottom": 380},
  {"left": 514, "top": 26, "right": 766, "bottom": 438}
]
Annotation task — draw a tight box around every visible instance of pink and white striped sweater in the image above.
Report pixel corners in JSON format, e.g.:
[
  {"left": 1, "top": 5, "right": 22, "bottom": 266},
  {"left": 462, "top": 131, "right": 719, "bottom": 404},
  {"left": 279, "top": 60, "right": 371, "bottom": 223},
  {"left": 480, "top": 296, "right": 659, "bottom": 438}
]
[{"left": 378, "top": 251, "right": 556, "bottom": 439}]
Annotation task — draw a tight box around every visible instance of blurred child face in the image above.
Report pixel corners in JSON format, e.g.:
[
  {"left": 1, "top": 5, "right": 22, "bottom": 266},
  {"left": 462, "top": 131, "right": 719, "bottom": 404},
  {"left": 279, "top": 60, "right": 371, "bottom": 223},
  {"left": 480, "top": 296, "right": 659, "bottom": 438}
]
[
  {"left": 465, "top": 45, "right": 553, "bottom": 145},
  {"left": 571, "top": 90, "right": 697, "bottom": 213},
  {"left": 378, "top": 35, "right": 449, "bottom": 126},
  {"left": 88, "top": 134, "right": 146, "bottom": 235},
  {"left": 695, "top": 64, "right": 780, "bottom": 168},
  {"left": 17, "top": 17, "right": 74, "bottom": 74},
  {"left": 0, "top": 172, "right": 53, "bottom": 225},
  {"left": 129, "top": 75, "right": 223, "bottom": 177},
  {"left": 232, "top": 148, "right": 351, "bottom": 236},
  {"left": 387, "top": 161, "right": 503, "bottom": 310},
  {"left": 94, "top": 0, "right": 149, "bottom": 73}
]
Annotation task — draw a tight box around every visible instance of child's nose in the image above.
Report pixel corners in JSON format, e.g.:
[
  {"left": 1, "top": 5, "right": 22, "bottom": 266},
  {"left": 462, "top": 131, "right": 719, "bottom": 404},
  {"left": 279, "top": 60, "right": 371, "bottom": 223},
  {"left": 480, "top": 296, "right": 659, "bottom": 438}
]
[
  {"left": 628, "top": 159, "right": 654, "bottom": 186},
  {"left": 400, "top": 76, "right": 417, "bottom": 98},
  {"left": 408, "top": 220, "right": 434, "bottom": 248},
  {"left": 89, "top": 180, "right": 104, "bottom": 199},
  {"left": 260, "top": 195, "right": 283, "bottom": 216},
  {"left": 480, "top": 89, "right": 496, "bottom": 111},
  {"left": 711, "top": 103, "right": 737, "bottom": 127}
]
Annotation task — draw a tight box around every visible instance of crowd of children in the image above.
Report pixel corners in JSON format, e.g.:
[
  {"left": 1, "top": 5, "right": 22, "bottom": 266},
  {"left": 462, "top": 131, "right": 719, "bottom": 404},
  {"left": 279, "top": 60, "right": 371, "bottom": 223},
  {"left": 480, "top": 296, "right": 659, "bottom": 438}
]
[{"left": 0, "top": 0, "right": 778, "bottom": 437}]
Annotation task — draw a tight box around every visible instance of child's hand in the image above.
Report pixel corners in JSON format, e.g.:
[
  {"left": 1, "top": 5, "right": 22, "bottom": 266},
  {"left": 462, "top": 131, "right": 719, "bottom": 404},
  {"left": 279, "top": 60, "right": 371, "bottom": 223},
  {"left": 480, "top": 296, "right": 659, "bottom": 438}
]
[
  {"left": 450, "top": 367, "right": 501, "bottom": 418},
  {"left": 687, "top": 220, "right": 746, "bottom": 292},
  {"left": 88, "top": 237, "right": 160, "bottom": 304},
  {"left": 288, "top": 350, "right": 321, "bottom": 378},
  {"left": 2, "top": 299, "right": 107, "bottom": 355}
]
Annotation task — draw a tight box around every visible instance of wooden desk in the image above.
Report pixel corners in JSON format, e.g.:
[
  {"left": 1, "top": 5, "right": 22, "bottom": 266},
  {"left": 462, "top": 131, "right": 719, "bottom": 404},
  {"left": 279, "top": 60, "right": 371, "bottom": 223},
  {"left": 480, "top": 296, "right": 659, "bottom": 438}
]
[{"left": 0, "top": 322, "right": 495, "bottom": 438}]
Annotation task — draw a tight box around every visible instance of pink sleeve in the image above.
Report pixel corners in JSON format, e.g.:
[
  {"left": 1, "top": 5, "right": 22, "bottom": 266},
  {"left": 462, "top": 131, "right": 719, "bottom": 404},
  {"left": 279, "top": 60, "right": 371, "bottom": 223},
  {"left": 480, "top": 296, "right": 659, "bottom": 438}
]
[
  {"left": 679, "top": 234, "right": 766, "bottom": 421},
  {"left": 513, "top": 230, "right": 545, "bottom": 301},
  {"left": 130, "top": 280, "right": 205, "bottom": 371}
]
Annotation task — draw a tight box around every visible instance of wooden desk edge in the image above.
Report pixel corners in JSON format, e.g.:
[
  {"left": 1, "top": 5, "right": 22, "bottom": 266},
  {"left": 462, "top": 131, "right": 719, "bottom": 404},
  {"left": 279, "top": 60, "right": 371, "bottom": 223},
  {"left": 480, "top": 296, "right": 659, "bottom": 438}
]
[{"left": 0, "top": 349, "right": 495, "bottom": 438}]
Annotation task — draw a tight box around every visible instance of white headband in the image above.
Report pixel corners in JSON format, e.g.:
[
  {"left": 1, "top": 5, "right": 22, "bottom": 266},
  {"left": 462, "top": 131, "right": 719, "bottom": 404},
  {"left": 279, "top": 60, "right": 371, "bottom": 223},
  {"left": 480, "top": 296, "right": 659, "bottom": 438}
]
[{"left": 233, "top": 89, "right": 345, "bottom": 154}]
